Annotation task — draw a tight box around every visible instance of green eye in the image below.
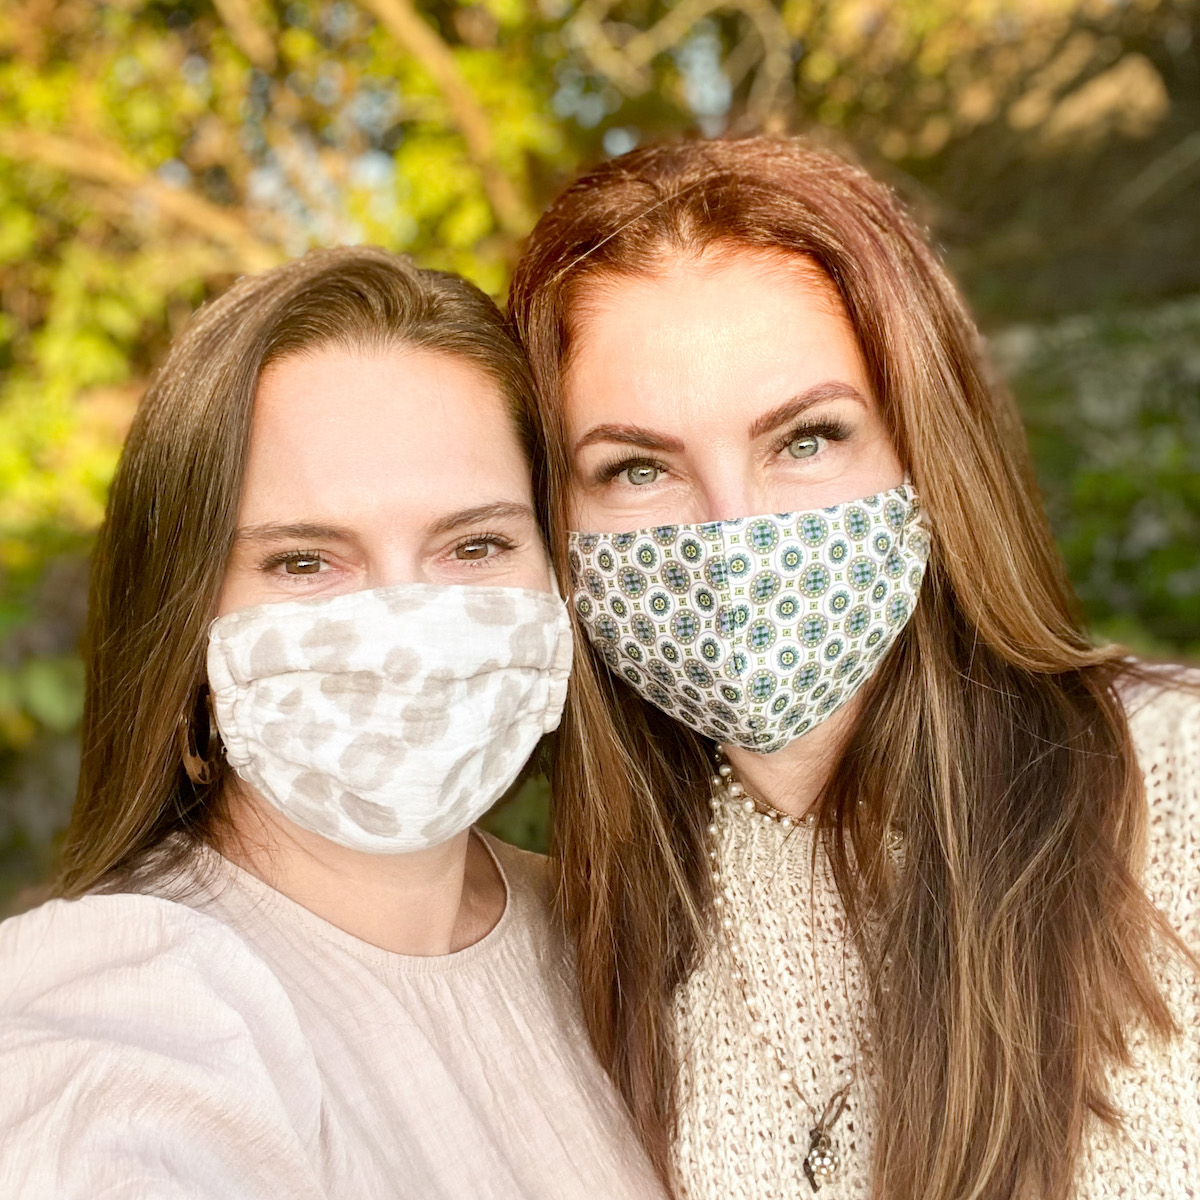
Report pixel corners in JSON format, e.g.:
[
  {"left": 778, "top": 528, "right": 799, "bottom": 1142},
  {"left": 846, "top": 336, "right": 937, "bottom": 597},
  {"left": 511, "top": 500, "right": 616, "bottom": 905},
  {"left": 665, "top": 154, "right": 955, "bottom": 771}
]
[
  {"left": 623, "top": 464, "right": 659, "bottom": 486},
  {"left": 787, "top": 435, "right": 821, "bottom": 460}
]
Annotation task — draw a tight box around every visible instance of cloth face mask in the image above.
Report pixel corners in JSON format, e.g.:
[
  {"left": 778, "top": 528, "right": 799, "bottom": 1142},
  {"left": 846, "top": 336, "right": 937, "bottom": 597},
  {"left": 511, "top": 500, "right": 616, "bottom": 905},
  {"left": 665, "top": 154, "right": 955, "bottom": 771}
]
[
  {"left": 568, "top": 485, "right": 929, "bottom": 753},
  {"left": 207, "top": 583, "right": 572, "bottom": 853}
]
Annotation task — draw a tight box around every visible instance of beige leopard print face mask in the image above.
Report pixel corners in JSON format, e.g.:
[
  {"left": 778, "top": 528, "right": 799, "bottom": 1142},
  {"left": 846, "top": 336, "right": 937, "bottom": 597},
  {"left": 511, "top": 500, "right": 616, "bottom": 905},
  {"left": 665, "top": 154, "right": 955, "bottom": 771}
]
[
  {"left": 568, "top": 486, "right": 929, "bottom": 753},
  {"left": 207, "top": 583, "right": 572, "bottom": 853}
]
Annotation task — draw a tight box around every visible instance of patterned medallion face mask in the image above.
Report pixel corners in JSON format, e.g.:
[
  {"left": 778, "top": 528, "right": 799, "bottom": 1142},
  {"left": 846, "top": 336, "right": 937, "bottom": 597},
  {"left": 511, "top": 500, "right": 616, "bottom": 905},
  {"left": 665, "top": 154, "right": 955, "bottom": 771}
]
[
  {"left": 207, "top": 583, "right": 572, "bottom": 853},
  {"left": 568, "top": 485, "right": 929, "bottom": 753}
]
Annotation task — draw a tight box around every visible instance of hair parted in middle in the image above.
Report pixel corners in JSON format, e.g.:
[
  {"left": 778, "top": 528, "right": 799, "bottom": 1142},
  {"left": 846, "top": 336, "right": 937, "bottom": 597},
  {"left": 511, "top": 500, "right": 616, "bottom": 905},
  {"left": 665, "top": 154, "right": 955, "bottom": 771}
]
[
  {"left": 508, "top": 136, "right": 1187, "bottom": 1200},
  {"left": 59, "top": 245, "right": 539, "bottom": 903}
]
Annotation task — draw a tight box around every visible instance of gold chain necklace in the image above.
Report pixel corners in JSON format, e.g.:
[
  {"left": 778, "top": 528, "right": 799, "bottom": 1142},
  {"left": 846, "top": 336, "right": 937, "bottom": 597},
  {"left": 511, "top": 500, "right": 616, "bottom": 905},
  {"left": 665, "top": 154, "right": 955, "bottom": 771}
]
[{"left": 706, "top": 751, "right": 859, "bottom": 1192}]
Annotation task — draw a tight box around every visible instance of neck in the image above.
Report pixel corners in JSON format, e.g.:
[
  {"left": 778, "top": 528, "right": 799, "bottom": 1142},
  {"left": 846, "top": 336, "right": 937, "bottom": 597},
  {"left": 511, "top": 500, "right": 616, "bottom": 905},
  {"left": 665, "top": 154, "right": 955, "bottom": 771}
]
[
  {"left": 721, "top": 699, "right": 860, "bottom": 820},
  {"left": 218, "top": 787, "right": 506, "bottom": 955}
]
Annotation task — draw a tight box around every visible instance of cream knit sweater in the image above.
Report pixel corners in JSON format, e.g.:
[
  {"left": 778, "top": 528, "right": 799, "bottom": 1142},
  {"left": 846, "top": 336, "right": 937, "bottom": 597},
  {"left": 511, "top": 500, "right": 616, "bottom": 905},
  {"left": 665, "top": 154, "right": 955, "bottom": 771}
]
[{"left": 672, "top": 680, "right": 1200, "bottom": 1199}]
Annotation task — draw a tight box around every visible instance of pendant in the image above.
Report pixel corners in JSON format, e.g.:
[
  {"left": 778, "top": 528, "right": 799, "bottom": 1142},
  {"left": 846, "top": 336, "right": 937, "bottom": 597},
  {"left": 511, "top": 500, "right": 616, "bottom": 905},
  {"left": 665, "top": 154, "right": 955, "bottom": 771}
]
[
  {"left": 801, "top": 1087, "right": 850, "bottom": 1191},
  {"left": 802, "top": 1127, "right": 840, "bottom": 1191}
]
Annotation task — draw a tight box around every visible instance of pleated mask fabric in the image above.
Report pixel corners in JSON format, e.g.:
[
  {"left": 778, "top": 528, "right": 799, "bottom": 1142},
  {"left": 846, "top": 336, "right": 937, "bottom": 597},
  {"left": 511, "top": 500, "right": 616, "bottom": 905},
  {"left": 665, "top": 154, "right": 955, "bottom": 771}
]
[{"left": 207, "top": 583, "right": 572, "bottom": 852}]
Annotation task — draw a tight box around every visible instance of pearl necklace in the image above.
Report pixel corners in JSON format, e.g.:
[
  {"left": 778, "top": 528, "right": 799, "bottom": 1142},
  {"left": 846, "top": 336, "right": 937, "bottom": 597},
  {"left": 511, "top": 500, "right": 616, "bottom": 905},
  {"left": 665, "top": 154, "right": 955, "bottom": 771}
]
[{"left": 707, "top": 754, "right": 856, "bottom": 1192}]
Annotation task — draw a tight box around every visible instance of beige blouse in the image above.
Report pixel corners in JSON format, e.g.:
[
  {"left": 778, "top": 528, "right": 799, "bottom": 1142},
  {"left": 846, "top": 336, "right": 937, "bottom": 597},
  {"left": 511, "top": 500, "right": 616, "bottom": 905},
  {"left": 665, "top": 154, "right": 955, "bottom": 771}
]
[
  {"left": 672, "top": 679, "right": 1200, "bottom": 1198},
  {"left": 0, "top": 832, "right": 664, "bottom": 1200}
]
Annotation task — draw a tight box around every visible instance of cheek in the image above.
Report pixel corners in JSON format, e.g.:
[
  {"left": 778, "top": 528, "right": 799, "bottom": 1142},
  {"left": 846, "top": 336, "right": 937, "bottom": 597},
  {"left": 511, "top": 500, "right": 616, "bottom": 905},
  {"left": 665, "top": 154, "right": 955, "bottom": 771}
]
[
  {"left": 852, "top": 418, "right": 905, "bottom": 492},
  {"left": 213, "top": 547, "right": 303, "bottom": 617},
  {"left": 213, "top": 563, "right": 256, "bottom": 618},
  {"left": 564, "top": 482, "right": 590, "bottom": 531},
  {"left": 515, "top": 544, "right": 553, "bottom": 592},
  {"left": 564, "top": 479, "right": 633, "bottom": 534}
]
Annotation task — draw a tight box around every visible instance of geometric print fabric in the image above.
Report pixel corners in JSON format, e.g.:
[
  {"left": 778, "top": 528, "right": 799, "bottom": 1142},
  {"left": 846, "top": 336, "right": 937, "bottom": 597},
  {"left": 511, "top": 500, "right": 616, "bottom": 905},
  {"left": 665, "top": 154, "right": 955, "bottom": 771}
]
[{"left": 568, "top": 486, "right": 930, "bottom": 752}]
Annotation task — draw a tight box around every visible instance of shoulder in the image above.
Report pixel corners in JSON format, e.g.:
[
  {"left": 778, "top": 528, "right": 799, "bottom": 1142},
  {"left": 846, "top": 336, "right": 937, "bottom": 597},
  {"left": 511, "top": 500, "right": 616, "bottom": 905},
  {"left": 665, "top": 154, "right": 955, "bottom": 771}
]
[
  {"left": 480, "top": 830, "right": 555, "bottom": 910},
  {"left": 1, "top": 891, "right": 297, "bottom": 1015},
  {"left": 1122, "top": 663, "right": 1200, "bottom": 731},
  {"left": 0, "top": 894, "right": 324, "bottom": 1198},
  {"left": 0, "top": 891, "right": 317, "bottom": 1082},
  {"left": 2, "top": 892, "right": 213, "bottom": 992},
  {"left": 478, "top": 831, "right": 576, "bottom": 969},
  {"left": 1122, "top": 666, "right": 1200, "bottom": 800},
  {"left": 1119, "top": 667, "right": 1200, "bottom": 939}
]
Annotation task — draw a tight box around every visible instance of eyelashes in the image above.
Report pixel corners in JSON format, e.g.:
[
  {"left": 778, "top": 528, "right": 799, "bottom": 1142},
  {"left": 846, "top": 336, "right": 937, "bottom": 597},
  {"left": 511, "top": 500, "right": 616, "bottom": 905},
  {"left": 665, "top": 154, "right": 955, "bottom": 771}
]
[
  {"left": 590, "top": 418, "right": 855, "bottom": 486},
  {"left": 591, "top": 454, "right": 669, "bottom": 486},
  {"left": 258, "top": 549, "right": 325, "bottom": 575},
  {"left": 770, "top": 417, "right": 853, "bottom": 454},
  {"left": 256, "top": 531, "right": 519, "bottom": 575},
  {"left": 451, "top": 532, "right": 518, "bottom": 562}
]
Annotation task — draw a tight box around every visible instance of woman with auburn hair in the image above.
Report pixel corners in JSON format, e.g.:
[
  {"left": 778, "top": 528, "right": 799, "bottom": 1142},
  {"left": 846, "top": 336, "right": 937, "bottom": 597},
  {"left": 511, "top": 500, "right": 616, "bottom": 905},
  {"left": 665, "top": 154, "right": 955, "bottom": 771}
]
[
  {"left": 0, "top": 247, "right": 662, "bottom": 1199},
  {"left": 508, "top": 137, "right": 1200, "bottom": 1200}
]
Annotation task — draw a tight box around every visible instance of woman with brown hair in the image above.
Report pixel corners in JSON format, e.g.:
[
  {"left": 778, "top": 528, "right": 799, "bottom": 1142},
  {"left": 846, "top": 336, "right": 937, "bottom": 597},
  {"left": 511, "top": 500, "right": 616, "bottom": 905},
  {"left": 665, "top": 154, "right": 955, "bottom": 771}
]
[
  {"left": 508, "top": 138, "right": 1200, "bottom": 1200},
  {"left": 0, "top": 247, "right": 662, "bottom": 1199}
]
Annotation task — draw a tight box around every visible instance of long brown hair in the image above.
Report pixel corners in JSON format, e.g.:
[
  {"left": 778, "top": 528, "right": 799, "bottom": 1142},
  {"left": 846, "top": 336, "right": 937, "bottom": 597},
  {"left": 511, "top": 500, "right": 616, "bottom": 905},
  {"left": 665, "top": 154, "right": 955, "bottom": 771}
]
[
  {"left": 509, "top": 137, "right": 1188, "bottom": 1199},
  {"left": 58, "top": 245, "right": 537, "bottom": 898}
]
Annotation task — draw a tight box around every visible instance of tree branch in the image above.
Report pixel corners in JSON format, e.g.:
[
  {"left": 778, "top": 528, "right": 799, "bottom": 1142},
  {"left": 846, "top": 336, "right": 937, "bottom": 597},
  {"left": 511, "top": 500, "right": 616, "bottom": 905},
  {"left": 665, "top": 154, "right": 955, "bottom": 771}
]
[
  {"left": 741, "top": 0, "right": 793, "bottom": 132},
  {"left": 567, "top": 0, "right": 794, "bottom": 129},
  {"left": 568, "top": 0, "right": 650, "bottom": 94},
  {"left": 1090, "top": 131, "right": 1200, "bottom": 239},
  {"left": 212, "top": 0, "right": 277, "bottom": 73},
  {"left": 621, "top": 0, "right": 733, "bottom": 69},
  {"left": 357, "top": 0, "right": 532, "bottom": 237},
  {"left": 0, "top": 129, "right": 281, "bottom": 272}
]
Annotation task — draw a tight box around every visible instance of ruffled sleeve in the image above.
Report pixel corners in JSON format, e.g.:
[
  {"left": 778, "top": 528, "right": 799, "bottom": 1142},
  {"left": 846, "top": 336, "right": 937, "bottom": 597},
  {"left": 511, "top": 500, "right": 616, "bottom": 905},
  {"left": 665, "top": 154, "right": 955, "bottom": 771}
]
[{"left": 0, "top": 894, "right": 328, "bottom": 1200}]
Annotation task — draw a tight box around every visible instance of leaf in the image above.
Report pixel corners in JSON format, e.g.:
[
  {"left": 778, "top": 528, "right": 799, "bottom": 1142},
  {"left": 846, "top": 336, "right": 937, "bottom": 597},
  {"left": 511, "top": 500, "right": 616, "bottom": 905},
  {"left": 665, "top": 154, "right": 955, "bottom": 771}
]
[{"left": 19, "top": 657, "right": 85, "bottom": 733}]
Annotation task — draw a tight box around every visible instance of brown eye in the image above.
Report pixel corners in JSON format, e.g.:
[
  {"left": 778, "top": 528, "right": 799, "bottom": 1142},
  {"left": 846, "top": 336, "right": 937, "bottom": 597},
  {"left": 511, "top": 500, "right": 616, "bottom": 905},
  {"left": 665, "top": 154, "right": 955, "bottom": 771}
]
[
  {"left": 284, "top": 555, "right": 322, "bottom": 575},
  {"left": 455, "top": 540, "right": 494, "bottom": 561},
  {"left": 787, "top": 435, "right": 822, "bottom": 460}
]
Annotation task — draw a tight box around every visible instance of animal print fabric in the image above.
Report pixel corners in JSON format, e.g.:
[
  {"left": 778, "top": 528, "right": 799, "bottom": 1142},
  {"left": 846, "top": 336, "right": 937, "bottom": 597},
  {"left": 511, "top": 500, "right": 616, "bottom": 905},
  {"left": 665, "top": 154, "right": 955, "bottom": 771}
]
[
  {"left": 568, "top": 486, "right": 929, "bottom": 751},
  {"left": 207, "top": 583, "right": 572, "bottom": 853}
]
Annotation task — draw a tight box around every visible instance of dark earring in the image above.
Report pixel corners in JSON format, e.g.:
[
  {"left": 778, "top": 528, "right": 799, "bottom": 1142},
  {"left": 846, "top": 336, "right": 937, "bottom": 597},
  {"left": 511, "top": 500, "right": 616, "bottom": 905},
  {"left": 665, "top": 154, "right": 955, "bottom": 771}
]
[{"left": 180, "top": 685, "right": 219, "bottom": 786}]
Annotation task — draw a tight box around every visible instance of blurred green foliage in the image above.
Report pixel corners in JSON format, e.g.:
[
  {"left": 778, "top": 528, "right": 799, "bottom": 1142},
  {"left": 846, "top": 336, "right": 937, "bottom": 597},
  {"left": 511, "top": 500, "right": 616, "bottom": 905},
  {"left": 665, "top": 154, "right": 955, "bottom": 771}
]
[
  {"left": 484, "top": 773, "right": 551, "bottom": 855},
  {"left": 1, "top": 0, "right": 1198, "bottom": 910},
  {"left": 999, "top": 298, "right": 1200, "bottom": 656}
]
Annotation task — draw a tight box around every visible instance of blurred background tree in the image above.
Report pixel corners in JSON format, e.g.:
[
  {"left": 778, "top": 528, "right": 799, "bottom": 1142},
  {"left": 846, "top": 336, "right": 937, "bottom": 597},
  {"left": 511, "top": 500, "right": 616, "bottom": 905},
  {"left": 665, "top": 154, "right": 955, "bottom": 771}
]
[{"left": 1, "top": 0, "right": 1197, "bottom": 910}]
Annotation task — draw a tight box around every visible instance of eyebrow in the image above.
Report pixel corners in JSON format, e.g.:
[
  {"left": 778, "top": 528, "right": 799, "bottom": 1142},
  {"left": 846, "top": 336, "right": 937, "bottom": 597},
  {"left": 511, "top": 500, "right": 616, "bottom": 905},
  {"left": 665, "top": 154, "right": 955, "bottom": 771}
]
[
  {"left": 426, "top": 501, "right": 537, "bottom": 537},
  {"left": 573, "top": 424, "right": 685, "bottom": 456},
  {"left": 573, "top": 380, "right": 870, "bottom": 458},
  {"left": 235, "top": 522, "right": 354, "bottom": 545},
  {"left": 747, "top": 381, "right": 870, "bottom": 440},
  {"left": 234, "top": 503, "right": 535, "bottom": 547}
]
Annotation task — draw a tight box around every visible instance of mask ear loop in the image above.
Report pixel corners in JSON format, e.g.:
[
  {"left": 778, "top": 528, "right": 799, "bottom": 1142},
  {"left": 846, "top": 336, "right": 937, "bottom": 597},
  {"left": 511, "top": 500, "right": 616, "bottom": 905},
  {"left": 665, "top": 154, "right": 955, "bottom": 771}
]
[
  {"left": 901, "top": 475, "right": 921, "bottom": 517},
  {"left": 547, "top": 550, "right": 569, "bottom": 603}
]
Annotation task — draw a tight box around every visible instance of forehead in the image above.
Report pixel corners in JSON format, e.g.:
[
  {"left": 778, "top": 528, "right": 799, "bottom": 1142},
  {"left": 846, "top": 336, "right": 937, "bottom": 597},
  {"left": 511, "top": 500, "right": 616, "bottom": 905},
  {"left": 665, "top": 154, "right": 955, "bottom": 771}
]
[
  {"left": 254, "top": 343, "right": 513, "bottom": 428},
  {"left": 569, "top": 244, "right": 848, "bottom": 333},
  {"left": 563, "top": 248, "right": 867, "bottom": 420},
  {"left": 242, "top": 345, "right": 530, "bottom": 515}
]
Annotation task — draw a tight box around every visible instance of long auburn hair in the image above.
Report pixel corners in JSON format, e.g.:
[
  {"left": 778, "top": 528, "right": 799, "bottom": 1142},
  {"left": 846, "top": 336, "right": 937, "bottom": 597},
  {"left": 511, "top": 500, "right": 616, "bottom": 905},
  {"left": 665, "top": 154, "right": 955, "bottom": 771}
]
[
  {"left": 58, "top": 245, "right": 538, "bottom": 899},
  {"left": 509, "top": 137, "right": 1188, "bottom": 1199}
]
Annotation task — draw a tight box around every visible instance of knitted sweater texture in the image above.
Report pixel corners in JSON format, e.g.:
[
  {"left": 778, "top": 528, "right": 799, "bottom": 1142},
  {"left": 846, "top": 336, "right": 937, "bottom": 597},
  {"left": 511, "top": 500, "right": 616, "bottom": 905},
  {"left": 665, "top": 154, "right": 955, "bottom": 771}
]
[{"left": 672, "top": 680, "right": 1200, "bottom": 1199}]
